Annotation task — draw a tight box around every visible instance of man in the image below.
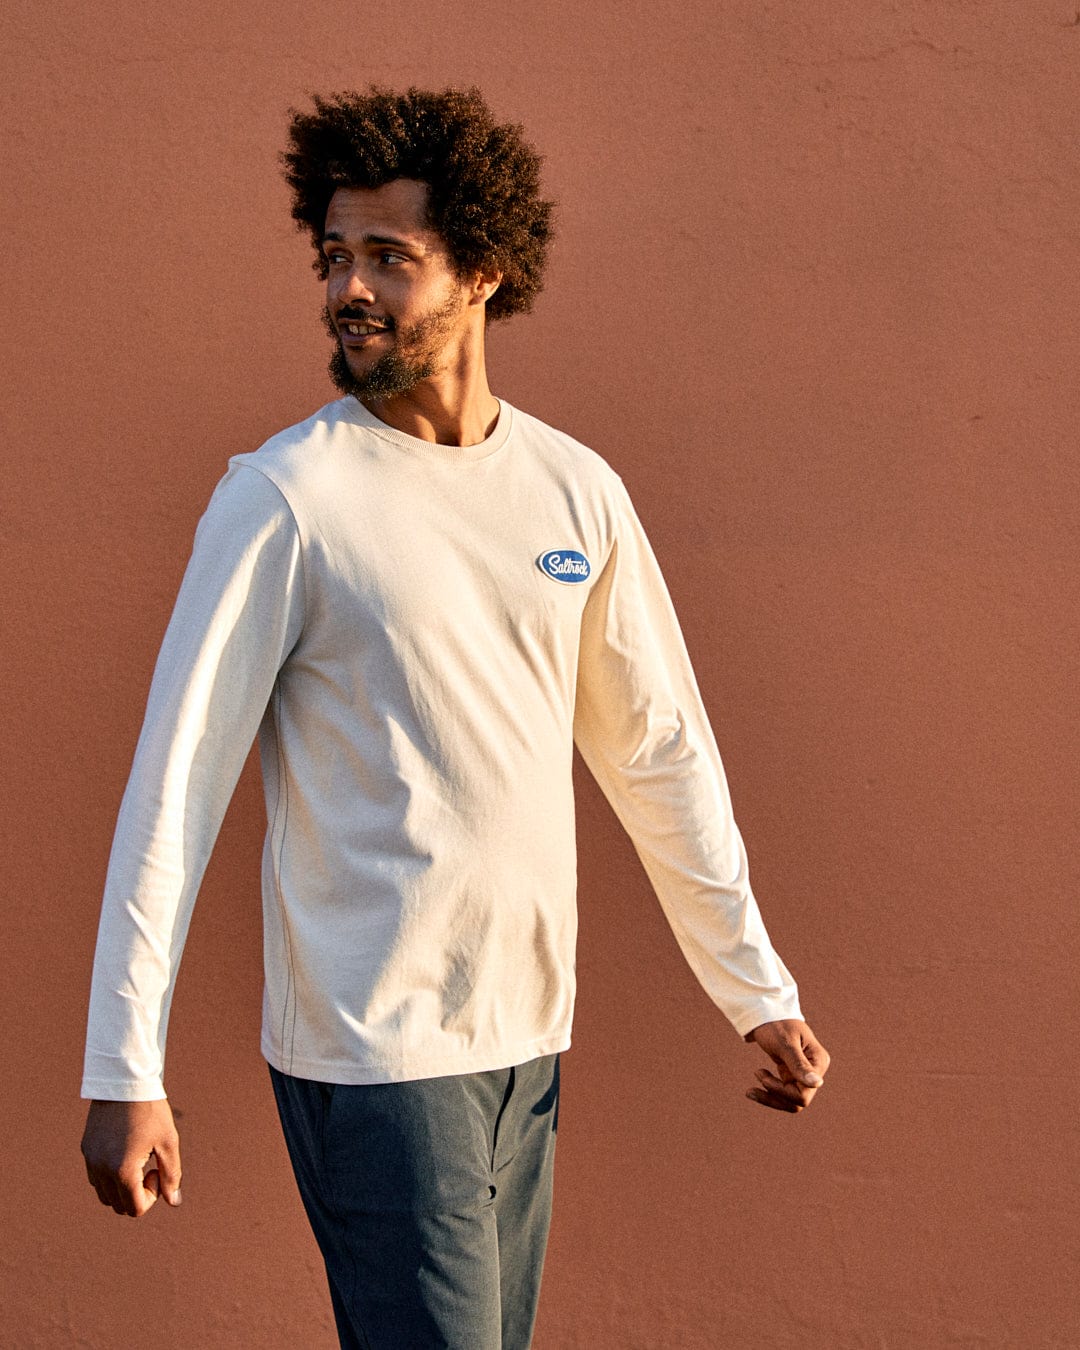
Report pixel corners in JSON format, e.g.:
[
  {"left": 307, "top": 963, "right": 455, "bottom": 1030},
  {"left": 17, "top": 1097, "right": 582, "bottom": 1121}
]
[{"left": 81, "top": 88, "right": 830, "bottom": 1349}]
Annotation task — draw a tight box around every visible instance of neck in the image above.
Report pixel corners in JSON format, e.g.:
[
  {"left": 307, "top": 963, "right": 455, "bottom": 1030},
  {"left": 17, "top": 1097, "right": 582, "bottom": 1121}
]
[{"left": 361, "top": 328, "right": 500, "bottom": 447}]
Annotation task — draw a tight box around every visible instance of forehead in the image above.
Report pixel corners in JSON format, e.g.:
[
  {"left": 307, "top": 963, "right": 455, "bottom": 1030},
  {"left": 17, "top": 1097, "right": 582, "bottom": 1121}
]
[{"left": 324, "top": 179, "right": 438, "bottom": 246}]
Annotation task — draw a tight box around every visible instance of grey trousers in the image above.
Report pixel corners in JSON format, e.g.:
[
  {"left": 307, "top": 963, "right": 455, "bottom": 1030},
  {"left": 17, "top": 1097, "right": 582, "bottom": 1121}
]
[{"left": 270, "top": 1054, "right": 560, "bottom": 1350}]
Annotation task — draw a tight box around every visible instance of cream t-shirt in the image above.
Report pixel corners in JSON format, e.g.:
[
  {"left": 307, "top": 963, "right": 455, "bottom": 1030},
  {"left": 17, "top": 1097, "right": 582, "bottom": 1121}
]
[{"left": 82, "top": 397, "right": 801, "bottom": 1100}]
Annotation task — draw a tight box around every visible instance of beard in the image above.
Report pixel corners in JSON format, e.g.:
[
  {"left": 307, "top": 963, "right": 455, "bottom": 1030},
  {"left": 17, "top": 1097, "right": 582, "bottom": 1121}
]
[{"left": 323, "top": 296, "right": 462, "bottom": 403}]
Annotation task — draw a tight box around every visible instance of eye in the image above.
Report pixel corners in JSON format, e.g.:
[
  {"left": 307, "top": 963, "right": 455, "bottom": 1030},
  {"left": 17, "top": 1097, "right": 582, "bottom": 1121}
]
[
  {"left": 378, "top": 250, "right": 408, "bottom": 265},
  {"left": 324, "top": 249, "right": 349, "bottom": 266}
]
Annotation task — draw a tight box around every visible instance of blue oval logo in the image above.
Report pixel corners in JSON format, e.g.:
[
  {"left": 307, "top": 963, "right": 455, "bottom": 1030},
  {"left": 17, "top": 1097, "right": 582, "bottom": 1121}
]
[{"left": 538, "top": 549, "right": 591, "bottom": 584}]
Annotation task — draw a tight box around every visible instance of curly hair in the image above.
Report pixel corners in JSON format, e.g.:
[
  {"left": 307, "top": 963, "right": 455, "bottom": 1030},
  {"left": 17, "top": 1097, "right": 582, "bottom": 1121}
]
[{"left": 282, "top": 87, "right": 554, "bottom": 322}]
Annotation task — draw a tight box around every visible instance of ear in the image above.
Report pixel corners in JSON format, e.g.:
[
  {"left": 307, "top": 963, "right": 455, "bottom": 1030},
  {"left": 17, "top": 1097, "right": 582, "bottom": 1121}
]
[{"left": 467, "top": 265, "right": 503, "bottom": 309}]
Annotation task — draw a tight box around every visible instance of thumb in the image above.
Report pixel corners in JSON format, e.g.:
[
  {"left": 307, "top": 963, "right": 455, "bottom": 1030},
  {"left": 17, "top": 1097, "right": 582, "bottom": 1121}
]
[
  {"left": 153, "top": 1141, "right": 183, "bottom": 1207},
  {"left": 777, "top": 1040, "right": 823, "bottom": 1089}
]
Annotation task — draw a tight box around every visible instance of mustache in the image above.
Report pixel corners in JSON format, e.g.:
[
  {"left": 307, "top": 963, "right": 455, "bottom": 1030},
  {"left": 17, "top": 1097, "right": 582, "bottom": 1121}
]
[
  {"left": 335, "top": 307, "right": 394, "bottom": 329},
  {"left": 321, "top": 306, "right": 396, "bottom": 340}
]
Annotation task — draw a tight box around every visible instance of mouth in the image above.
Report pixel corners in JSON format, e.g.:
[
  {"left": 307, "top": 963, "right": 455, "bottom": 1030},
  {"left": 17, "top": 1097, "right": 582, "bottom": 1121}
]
[{"left": 338, "top": 315, "right": 392, "bottom": 345}]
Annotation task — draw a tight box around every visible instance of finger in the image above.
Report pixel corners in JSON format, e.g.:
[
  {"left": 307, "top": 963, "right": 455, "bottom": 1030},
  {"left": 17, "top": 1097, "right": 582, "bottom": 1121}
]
[
  {"left": 152, "top": 1140, "right": 183, "bottom": 1207},
  {"left": 764, "top": 1060, "right": 798, "bottom": 1085},
  {"left": 117, "top": 1163, "right": 158, "bottom": 1218},
  {"left": 754, "top": 1068, "right": 811, "bottom": 1103},
  {"left": 746, "top": 1088, "right": 802, "bottom": 1114},
  {"left": 754, "top": 1069, "right": 816, "bottom": 1110},
  {"left": 769, "top": 1038, "right": 824, "bottom": 1089},
  {"left": 95, "top": 1174, "right": 135, "bottom": 1217},
  {"left": 86, "top": 1161, "right": 124, "bottom": 1213},
  {"left": 92, "top": 1175, "right": 124, "bottom": 1213},
  {"left": 803, "top": 1034, "right": 831, "bottom": 1076}
]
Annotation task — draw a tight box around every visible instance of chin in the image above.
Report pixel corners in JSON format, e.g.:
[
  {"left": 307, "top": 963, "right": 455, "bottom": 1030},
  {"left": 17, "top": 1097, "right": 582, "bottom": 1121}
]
[{"left": 328, "top": 342, "right": 429, "bottom": 402}]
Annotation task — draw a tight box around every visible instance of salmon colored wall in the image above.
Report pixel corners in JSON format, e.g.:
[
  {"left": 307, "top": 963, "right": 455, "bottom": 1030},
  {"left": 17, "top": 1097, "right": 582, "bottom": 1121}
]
[{"left": 4, "top": 1, "right": 1077, "bottom": 1346}]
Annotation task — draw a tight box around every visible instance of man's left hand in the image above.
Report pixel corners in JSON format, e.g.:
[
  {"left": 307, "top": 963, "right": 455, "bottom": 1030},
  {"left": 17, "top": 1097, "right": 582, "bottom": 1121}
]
[{"left": 744, "top": 1019, "right": 830, "bottom": 1113}]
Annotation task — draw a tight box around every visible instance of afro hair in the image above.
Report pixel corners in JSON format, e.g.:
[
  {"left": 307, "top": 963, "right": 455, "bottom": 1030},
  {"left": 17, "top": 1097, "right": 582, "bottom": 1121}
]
[{"left": 282, "top": 87, "right": 554, "bottom": 322}]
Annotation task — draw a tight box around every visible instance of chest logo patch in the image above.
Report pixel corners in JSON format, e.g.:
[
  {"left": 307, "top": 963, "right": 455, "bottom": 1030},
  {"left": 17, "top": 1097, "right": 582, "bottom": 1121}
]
[{"left": 538, "top": 549, "right": 591, "bottom": 584}]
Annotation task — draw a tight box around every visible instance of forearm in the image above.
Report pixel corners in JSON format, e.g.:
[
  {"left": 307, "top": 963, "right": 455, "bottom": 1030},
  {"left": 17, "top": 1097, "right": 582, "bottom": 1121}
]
[
  {"left": 576, "top": 711, "right": 802, "bottom": 1033},
  {"left": 573, "top": 478, "right": 801, "bottom": 1033}
]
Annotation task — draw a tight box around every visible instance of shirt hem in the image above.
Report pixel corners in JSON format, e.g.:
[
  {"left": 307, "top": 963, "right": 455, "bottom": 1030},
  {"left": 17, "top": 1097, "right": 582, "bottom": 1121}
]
[{"left": 261, "top": 1030, "right": 572, "bottom": 1086}]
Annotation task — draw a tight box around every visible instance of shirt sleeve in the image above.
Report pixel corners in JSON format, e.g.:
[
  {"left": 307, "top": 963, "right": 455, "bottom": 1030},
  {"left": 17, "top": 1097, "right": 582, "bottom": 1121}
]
[
  {"left": 572, "top": 478, "right": 803, "bottom": 1036},
  {"left": 81, "top": 464, "right": 305, "bottom": 1100}
]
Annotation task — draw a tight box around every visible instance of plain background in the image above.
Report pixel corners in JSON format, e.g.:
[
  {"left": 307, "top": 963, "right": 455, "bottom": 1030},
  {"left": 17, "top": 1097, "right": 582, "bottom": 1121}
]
[{"left": 3, "top": 1, "right": 1078, "bottom": 1346}]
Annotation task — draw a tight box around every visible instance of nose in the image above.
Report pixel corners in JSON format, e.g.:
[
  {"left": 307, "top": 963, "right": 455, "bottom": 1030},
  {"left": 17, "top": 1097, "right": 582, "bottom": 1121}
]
[{"left": 331, "top": 263, "right": 376, "bottom": 308}]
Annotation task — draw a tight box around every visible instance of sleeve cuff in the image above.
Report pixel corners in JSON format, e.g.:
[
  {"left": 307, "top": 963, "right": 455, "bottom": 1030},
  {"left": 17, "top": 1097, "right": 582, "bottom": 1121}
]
[{"left": 80, "top": 1077, "right": 167, "bottom": 1102}]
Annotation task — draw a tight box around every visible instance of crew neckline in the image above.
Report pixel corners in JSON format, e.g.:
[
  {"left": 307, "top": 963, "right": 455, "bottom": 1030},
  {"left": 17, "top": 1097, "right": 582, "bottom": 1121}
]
[{"left": 342, "top": 396, "right": 514, "bottom": 463}]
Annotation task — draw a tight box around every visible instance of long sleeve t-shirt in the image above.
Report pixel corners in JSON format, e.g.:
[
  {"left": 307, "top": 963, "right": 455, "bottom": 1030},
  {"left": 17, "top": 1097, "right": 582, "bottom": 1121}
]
[{"left": 82, "top": 397, "right": 801, "bottom": 1100}]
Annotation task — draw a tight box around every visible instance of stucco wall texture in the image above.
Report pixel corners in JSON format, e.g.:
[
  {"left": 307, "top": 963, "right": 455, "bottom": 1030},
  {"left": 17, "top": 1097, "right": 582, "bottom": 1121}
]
[{"left": 3, "top": 1, "right": 1077, "bottom": 1346}]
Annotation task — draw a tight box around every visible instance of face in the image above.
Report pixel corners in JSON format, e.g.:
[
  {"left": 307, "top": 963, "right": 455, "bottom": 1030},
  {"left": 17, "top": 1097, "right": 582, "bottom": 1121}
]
[{"left": 321, "top": 180, "right": 475, "bottom": 403}]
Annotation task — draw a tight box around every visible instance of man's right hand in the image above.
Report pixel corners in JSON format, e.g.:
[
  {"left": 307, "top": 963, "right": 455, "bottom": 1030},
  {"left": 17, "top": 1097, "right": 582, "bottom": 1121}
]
[{"left": 81, "top": 1098, "right": 183, "bottom": 1218}]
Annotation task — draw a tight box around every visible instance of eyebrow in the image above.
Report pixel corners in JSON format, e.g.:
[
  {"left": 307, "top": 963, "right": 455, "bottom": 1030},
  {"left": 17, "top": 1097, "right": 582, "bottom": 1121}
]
[{"left": 321, "top": 230, "right": 418, "bottom": 251}]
